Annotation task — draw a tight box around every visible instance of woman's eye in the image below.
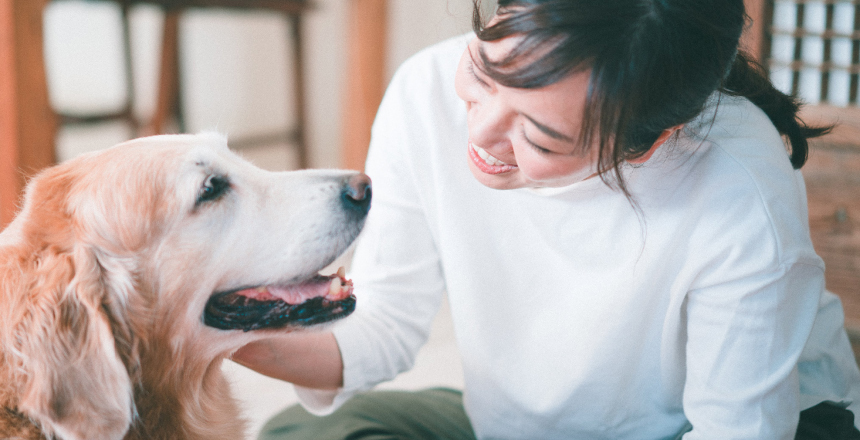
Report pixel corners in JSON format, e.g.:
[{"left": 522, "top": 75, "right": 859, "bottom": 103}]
[
  {"left": 468, "top": 62, "right": 492, "bottom": 90},
  {"left": 520, "top": 127, "right": 553, "bottom": 155},
  {"left": 197, "top": 174, "right": 230, "bottom": 205}
]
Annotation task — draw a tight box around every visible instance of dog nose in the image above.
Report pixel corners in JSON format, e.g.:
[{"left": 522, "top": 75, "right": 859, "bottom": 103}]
[{"left": 342, "top": 173, "right": 372, "bottom": 214}]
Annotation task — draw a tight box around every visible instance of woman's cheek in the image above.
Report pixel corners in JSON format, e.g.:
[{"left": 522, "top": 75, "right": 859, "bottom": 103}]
[
  {"left": 520, "top": 153, "right": 595, "bottom": 185},
  {"left": 515, "top": 150, "right": 558, "bottom": 181},
  {"left": 525, "top": 164, "right": 563, "bottom": 182}
]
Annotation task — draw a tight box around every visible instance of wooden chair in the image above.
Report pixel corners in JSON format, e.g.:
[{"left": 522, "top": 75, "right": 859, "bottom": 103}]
[
  {"left": 2, "top": 0, "right": 386, "bottom": 227},
  {"left": 56, "top": 0, "right": 314, "bottom": 168}
]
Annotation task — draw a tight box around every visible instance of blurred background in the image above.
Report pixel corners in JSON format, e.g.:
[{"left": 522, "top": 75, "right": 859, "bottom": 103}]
[
  {"left": 1, "top": 0, "right": 859, "bottom": 437},
  {"left": 43, "top": 0, "right": 487, "bottom": 167}
]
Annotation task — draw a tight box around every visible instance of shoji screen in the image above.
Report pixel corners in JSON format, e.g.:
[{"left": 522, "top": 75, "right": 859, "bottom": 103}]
[{"left": 768, "top": 1, "right": 858, "bottom": 106}]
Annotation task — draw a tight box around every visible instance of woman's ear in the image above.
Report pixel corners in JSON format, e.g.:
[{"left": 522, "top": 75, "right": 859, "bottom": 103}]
[
  {"left": 627, "top": 124, "right": 684, "bottom": 164},
  {"left": 15, "top": 244, "right": 134, "bottom": 440}
]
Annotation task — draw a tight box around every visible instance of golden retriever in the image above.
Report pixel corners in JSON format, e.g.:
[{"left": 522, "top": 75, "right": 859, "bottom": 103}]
[{"left": 0, "top": 133, "right": 370, "bottom": 440}]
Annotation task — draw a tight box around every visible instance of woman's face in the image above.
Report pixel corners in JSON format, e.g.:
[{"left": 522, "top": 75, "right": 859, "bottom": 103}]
[{"left": 454, "top": 36, "right": 600, "bottom": 190}]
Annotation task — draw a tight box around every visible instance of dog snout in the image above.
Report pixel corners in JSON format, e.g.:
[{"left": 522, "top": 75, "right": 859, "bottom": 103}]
[{"left": 342, "top": 173, "right": 372, "bottom": 215}]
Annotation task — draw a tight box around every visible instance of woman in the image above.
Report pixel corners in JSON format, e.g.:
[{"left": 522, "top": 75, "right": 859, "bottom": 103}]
[{"left": 234, "top": 1, "right": 860, "bottom": 438}]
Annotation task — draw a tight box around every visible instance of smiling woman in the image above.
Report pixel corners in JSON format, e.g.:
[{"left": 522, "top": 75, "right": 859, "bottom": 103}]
[
  {"left": 459, "top": 1, "right": 830, "bottom": 198},
  {"left": 235, "top": 1, "right": 860, "bottom": 439},
  {"left": 456, "top": 47, "right": 601, "bottom": 188}
]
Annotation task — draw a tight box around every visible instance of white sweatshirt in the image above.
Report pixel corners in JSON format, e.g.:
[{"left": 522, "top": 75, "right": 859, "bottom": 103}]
[{"left": 298, "top": 34, "right": 860, "bottom": 439}]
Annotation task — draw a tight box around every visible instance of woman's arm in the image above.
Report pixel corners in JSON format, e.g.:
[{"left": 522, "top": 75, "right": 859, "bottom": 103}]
[
  {"left": 231, "top": 37, "right": 464, "bottom": 406},
  {"left": 682, "top": 261, "right": 823, "bottom": 439},
  {"left": 231, "top": 331, "right": 343, "bottom": 390}
]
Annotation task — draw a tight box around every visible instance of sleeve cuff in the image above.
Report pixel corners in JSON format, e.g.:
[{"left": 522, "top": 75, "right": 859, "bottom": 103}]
[
  {"left": 293, "top": 385, "right": 357, "bottom": 416},
  {"left": 293, "top": 314, "right": 377, "bottom": 415}
]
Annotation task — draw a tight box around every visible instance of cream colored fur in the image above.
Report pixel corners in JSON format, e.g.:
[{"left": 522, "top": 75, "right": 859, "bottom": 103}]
[{"left": 0, "top": 133, "right": 366, "bottom": 440}]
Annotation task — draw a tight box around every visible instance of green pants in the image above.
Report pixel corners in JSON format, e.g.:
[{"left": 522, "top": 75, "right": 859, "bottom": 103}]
[
  {"left": 260, "top": 389, "right": 860, "bottom": 440},
  {"left": 258, "top": 388, "right": 476, "bottom": 440}
]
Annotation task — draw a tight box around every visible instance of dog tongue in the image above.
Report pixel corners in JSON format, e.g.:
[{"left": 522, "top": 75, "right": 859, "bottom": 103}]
[{"left": 235, "top": 267, "right": 353, "bottom": 304}]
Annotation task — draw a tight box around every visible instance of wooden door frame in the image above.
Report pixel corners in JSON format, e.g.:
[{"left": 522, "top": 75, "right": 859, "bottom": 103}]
[
  {"left": 342, "top": 0, "right": 387, "bottom": 172},
  {"left": 0, "top": 0, "right": 57, "bottom": 227}
]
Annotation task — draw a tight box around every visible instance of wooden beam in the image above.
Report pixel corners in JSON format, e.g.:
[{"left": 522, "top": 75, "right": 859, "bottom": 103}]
[
  {"left": 742, "top": 0, "right": 767, "bottom": 62},
  {"left": 0, "top": 0, "right": 56, "bottom": 227},
  {"left": 342, "top": 0, "right": 387, "bottom": 171},
  {"left": 0, "top": 0, "right": 20, "bottom": 227}
]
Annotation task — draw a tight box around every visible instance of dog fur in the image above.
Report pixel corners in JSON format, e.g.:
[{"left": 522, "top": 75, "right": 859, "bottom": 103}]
[{"left": 0, "top": 133, "right": 368, "bottom": 440}]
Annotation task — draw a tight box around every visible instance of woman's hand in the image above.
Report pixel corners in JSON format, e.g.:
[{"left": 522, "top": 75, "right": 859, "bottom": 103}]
[{"left": 231, "top": 331, "right": 344, "bottom": 390}]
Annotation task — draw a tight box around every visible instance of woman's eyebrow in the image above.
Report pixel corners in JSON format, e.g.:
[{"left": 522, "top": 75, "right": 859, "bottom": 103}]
[{"left": 523, "top": 114, "right": 575, "bottom": 143}]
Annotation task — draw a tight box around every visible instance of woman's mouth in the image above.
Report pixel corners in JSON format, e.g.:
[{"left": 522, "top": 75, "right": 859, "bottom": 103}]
[{"left": 468, "top": 143, "right": 518, "bottom": 174}]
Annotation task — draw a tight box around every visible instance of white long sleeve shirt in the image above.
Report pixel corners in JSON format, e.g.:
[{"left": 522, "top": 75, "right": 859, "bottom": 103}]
[{"left": 299, "top": 34, "right": 860, "bottom": 439}]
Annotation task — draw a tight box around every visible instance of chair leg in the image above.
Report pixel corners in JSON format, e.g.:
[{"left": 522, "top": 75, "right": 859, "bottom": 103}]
[
  {"left": 120, "top": 2, "right": 139, "bottom": 135},
  {"left": 174, "top": 43, "right": 187, "bottom": 134},
  {"left": 149, "top": 9, "right": 180, "bottom": 135},
  {"left": 288, "top": 13, "right": 308, "bottom": 169}
]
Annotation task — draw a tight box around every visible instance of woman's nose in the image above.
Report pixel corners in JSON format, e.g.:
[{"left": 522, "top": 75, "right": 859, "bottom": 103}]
[{"left": 467, "top": 101, "right": 513, "bottom": 149}]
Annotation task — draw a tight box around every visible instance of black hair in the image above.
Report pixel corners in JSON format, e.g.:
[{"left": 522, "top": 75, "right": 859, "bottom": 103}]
[{"left": 471, "top": 0, "right": 831, "bottom": 196}]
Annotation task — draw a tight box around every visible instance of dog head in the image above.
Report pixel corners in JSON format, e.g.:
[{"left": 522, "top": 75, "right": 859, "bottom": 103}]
[{"left": 0, "top": 133, "right": 370, "bottom": 440}]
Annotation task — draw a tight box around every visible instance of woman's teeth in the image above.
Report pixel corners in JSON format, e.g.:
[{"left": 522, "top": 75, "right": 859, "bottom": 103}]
[{"left": 472, "top": 144, "right": 511, "bottom": 167}]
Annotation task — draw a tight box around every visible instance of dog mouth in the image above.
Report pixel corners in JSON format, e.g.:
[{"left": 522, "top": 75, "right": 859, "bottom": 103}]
[{"left": 203, "top": 267, "right": 356, "bottom": 332}]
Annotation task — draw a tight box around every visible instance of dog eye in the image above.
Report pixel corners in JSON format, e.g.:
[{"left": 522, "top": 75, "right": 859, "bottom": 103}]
[{"left": 197, "top": 175, "right": 230, "bottom": 205}]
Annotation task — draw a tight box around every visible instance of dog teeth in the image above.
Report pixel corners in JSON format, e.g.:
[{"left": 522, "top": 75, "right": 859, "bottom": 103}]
[
  {"left": 327, "top": 273, "right": 352, "bottom": 301},
  {"left": 255, "top": 287, "right": 268, "bottom": 293},
  {"left": 336, "top": 266, "right": 346, "bottom": 280},
  {"left": 328, "top": 277, "right": 343, "bottom": 299}
]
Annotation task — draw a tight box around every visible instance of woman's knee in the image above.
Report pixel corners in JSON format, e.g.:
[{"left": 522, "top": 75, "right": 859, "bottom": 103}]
[{"left": 258, "top": 388, "right": 473, "bottom": 440}]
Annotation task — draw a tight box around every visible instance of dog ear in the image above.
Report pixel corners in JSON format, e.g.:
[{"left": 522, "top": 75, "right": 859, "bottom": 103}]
[{"left": 15, "top": 243, "right": 134, "bottom": 440}]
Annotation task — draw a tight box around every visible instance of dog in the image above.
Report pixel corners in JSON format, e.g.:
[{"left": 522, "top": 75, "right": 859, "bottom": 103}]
[{"left": 0, "top": 132, "right": 371, "bottom": 440}]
